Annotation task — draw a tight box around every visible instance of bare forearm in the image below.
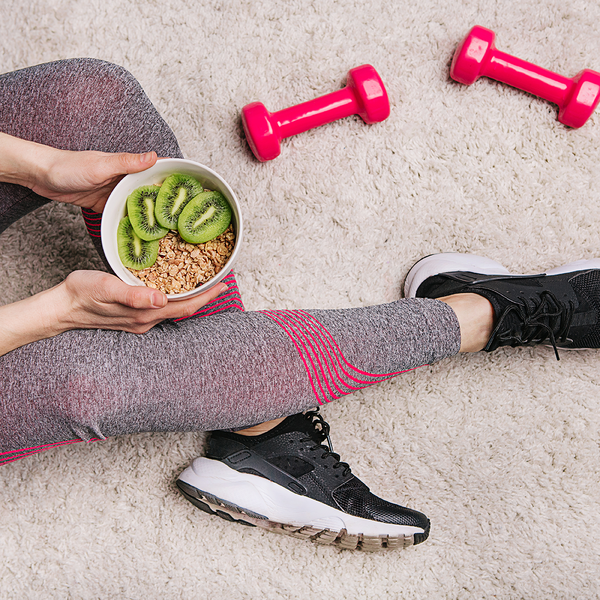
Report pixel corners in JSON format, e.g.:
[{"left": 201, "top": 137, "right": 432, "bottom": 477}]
[
  {"left": 0, "top": 131, "right": 157, "bottom": 212},
  {"left": 0, "top": 270, "right": 228, "bottom": 357},
  {"left": 0, "top": 132, "right": 51, "bottom": 188},
  {"left": 0, "top": 287, "right": 67, "bottom": 357},
  {"left": 0, "top": 134, "right": 67, "bottom": 356}
]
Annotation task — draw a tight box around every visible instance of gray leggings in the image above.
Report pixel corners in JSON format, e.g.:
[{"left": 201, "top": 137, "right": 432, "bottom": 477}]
[{"left": 0, "top": 59, "right": 461, "bottom": 463}]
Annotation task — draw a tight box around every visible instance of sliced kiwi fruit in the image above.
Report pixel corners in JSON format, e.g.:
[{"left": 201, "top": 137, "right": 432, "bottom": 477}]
[
  {"left": 178, "top": 191, "right": 232, "bottom": 244},
  {"left": 126, "top": 185, "right": 169, "bottom": 241},
  {"left": 155, "top": 174, "right": 204, "bottom": 230},
  {"left": 117, "top": 216, "right": 160, "bottom": 270}
]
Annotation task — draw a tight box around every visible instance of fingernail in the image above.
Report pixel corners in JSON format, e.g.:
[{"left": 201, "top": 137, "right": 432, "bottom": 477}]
[
  {"left": 218, "top": 283, "right": 229, "bottom": 294},
  {"left": 141, "top": 152, "right": 155, "bottom": 163},
  {"left": 151, "top": 292, "right": 166, "bottom": 307}
]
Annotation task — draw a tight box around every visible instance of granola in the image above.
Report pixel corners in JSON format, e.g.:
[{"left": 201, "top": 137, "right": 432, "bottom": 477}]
[{"left": 128, "top": 224, "right": 235, "bottom": 295}]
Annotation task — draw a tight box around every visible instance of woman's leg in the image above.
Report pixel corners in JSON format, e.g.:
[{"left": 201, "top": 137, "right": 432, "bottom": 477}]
[
  {"left": 174, "top": 252, "right": 600, "bottom": 550},
  {"left": 0, "top": 58, "right": 461, "bottom": 454},
  {"left": 0, "top": 57, "right": 249, "bottom": 459},
  {"left": 0, "top": 297, "right": 460, "bottom": 452},
  {"left": 0, "top": 58, "right": 463, "bottom": 551}
]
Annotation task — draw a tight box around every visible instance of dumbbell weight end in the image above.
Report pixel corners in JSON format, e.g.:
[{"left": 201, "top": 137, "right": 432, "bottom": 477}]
[
  {"left": 558, "top": 70, "right": 600, "bottom": 128},
  {"left": 241, "top": 102, "right": 281, "bottom": 162},
  {"left": 451, "top": 25, "right": 600, "bottom": 128}
]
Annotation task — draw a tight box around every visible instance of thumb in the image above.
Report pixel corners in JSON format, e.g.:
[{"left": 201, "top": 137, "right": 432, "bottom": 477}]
[
  {"left": 121, "top": 284, "right": 168, "bottom": 310},
  {"left": 110, "top": 151, "right": 158, "bottom": 176},
  {"left": 100, "top": 274, "right": 167, "bottom": 309}
]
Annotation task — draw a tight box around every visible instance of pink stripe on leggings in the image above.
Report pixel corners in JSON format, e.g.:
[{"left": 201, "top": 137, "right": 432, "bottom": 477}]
[
  {"left": 274, "top": 310, "right": 387, "bottom": 387},
  {"left": 266, "top": 309, "right": 395, "bottom": 402},
  {"left": 81, "top": 208, "right": 102, "bottom": 238},
  {"left": 261, "top": 309, "right": 420, "bottom": 406},
  {"left": 264, "top": 310, "right": 351, "bottom": 402},
  {"left": 260, "top": 310, "right": 327, "bottom": 404},
  {"left": 1, "top": 438, "right": 101, "bottom": 466},
  {"left": 297, "top": 309, "right": 411, "bottom": 378}
]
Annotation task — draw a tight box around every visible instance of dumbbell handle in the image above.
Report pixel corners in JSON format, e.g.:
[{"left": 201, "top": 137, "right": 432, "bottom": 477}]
[
  {"left": 482, "top": 49, "right": 573, "bottom": 107},
  {"left": 272, "top": 87, "right": 361, "bottom": 139}
]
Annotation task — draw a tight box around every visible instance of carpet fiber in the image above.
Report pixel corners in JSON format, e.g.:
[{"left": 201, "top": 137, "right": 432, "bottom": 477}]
[{"left": 1, "top": 1, "right": 600, "bottom": 598}]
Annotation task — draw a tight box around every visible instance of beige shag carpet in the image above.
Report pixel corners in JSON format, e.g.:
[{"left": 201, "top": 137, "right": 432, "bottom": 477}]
[{"left": 1, "top": 0, "right": 600, "bottom": 598}]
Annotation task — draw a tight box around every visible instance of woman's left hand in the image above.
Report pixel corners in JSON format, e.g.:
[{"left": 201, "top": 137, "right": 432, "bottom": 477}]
[
  {"left": 55, "top": 270, "right": 227, "bottom": 334},
  {"left": 0, "top": 270, "right": 228, "bottom": 357},
  {"left": 0, "top": 132, "right": 158, "bottom": 213}
]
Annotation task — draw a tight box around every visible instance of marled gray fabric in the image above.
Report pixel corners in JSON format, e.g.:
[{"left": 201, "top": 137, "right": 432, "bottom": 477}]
[
  {"left": 0, "top": 299, "right": 460, "bottom": 450},
  {"left": 0, "top": 59, "right": 461, "bottom": 453}
]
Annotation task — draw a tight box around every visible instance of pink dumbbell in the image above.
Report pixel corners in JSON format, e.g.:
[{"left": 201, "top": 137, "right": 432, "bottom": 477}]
[
  {"left": 450, "top": 25, "right": 600, "bottom": 128},
  {"left": 241, "top": 64, "right": 390, "bottom": 162}
]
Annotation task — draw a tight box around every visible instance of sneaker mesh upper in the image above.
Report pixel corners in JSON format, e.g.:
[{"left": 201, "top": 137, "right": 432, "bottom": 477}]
[
  {"left": 569, "top": 271, "right": 600, "bottom": 348},
  {"left": 332, "top": 477, "right": 429, "bottom": 528}
]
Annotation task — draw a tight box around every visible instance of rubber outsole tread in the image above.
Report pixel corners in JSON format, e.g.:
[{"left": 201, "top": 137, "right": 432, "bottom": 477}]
[{"left": 176, "top": 480, "right": 424, "bottom": 551}]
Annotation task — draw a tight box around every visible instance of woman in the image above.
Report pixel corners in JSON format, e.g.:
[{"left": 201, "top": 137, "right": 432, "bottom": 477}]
[{"left": 2, "top": 58, "right": 598, "bottom": 551}]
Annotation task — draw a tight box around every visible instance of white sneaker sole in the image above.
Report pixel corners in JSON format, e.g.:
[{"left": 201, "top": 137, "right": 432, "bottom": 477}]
[
  {"left": 546, "top": 259, "right": 600, "bottom": 275},
  {"left": 403, "top": 253, "right": 511, "bottom": 298},
  {"left": 404, "top": 253, "right": 600, "bottom": 298},
  {"left": 177, "top": 458, "right": 426, "bottom": 551}
]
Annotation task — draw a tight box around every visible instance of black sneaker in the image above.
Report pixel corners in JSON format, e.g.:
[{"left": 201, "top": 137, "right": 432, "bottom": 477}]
[
  {"left": 404, "top": 252, "right": 600, "bottom": 358},
  {"left": 176, "top": 410, "right": 430, "bottom": 551}
]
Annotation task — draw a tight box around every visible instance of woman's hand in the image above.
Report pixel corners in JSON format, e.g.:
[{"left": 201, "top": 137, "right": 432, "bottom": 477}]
[
  {"left": 56, "top": 271, "right": 227, "bottom": 333},
  {"left": 0, "top": 134, "right": 216, "bottom": 358},
  {"left": 30, "top": 149, "right": 158, "bottom": 213},
  {"left": 0, "top": 132, "right": 158, "bottom": 213},
  {"left": 0, "top": 271, "right": 228, "bottom": 357}
]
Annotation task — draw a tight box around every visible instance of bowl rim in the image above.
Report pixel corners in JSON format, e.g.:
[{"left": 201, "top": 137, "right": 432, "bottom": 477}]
[{"left": 101, "top": 158, "right": 243, "bottom": 301}]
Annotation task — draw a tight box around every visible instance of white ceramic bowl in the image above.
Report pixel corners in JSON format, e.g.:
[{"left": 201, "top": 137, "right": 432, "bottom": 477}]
[{"left": 101, "top": 158, "right": 243, "bottom": 301}]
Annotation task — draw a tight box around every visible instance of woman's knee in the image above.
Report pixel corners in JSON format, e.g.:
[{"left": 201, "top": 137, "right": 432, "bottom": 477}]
[
  {"left": 62, "top": 58, "right": 181, "bottom": 156},
  {"left": 2, "top": 57, "right": 147, "bottom": 122},
  {"left": 58, "top": 58, "right": 149, "bottom": 108},
  {"left": 1, "top": 58, "right": 181, "bottom": 156}
]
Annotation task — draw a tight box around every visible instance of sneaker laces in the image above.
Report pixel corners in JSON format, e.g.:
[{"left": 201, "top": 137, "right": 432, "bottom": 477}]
[
  {"left": 488, "top": 290, "right": 575, "bottom": 360},
  {"left": 302, "top": 409, "right": 352, "bottom": 476}
]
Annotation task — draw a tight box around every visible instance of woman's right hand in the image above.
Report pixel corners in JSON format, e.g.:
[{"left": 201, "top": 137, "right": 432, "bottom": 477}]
[{"left": 0, "top": 271, "right": 228, "bottom": 357}]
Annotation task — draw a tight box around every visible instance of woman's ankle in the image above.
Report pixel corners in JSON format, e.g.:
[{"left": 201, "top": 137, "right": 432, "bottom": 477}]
[
  {"left": 235, "top": 417, "right": 286, "bottom": 436},
  {"left": 438, "top": 293, "right": 495, "bottom": 353}
]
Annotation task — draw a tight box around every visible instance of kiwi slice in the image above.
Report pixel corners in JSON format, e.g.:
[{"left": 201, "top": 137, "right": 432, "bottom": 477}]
[
  {"left": 178, "top": 191, "right": 232, "bottom": 244},
  {"left": 126, "top": 185, "right": 169, "bottom": 241},
  {"left": 155, "top": 174, "right": 204, "bottom": 230},
  {"left": 117, "top": 216, "right": 160, "bottom": 270}
]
